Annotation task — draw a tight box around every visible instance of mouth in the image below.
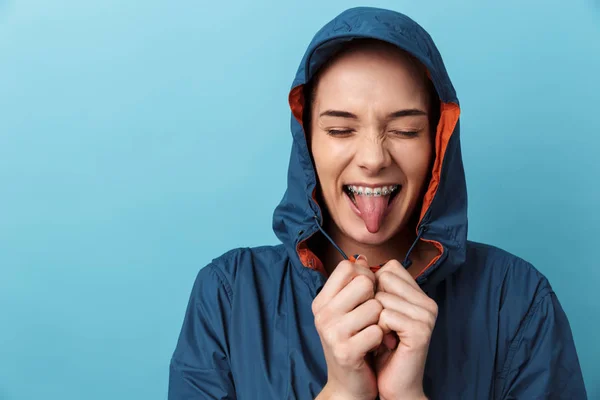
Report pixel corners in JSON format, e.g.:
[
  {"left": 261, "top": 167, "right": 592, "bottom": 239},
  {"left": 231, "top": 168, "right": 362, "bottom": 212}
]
[
  {"left": 342, "top": 184, "right": 401, "bottom": 209},
  {"left": 342, "top": 184, "right": 402, "bottom": 233}
]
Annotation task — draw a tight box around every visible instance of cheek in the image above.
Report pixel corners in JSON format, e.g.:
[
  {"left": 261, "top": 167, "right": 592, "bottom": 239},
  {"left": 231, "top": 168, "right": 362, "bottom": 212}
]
[
  {"left": 392, "top": 140, "right": 433, "bottom": 182},
  {"left": 310, "top": 134, "right": 350, "bottom": 184}
]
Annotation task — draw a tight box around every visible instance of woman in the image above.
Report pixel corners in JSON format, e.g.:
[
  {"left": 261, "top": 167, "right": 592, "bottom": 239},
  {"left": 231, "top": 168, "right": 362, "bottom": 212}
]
[{"left": 169, "top": 7, "right": 586, "bottom": 399}]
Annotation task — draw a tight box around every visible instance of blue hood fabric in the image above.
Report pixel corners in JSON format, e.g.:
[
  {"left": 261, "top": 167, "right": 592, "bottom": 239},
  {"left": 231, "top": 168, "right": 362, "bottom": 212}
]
[{"left": 169, "top": 7, "right": 586, "bottom": 399}]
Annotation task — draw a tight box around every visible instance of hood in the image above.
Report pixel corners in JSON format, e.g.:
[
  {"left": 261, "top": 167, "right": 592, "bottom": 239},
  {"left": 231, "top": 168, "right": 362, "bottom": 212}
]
[{"left": 272, "top": 6, "right": 467, "bottom": 291}]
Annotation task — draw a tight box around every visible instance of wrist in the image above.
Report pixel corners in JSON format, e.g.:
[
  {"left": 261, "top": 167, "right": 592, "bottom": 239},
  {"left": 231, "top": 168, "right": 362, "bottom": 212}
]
[
  {"left": 380, "top": 392, "right": 427, "bottom": 400},
  {"left": 316, "top": 383, "right": 344, "bottom": 400},
  {"left": 317, "top": 383, "right": 377, "bottom": 400}
]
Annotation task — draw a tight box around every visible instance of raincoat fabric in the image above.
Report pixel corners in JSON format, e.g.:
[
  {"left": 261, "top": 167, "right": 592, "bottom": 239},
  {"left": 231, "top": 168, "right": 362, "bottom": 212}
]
[{"left": 169, "top": 7, "right": 586, "bottom": 399}]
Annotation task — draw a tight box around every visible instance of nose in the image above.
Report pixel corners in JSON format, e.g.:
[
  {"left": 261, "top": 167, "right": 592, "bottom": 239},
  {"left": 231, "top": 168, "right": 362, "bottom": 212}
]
[{"left": 355, "top": 133, "right": 392, "bottom": 175}]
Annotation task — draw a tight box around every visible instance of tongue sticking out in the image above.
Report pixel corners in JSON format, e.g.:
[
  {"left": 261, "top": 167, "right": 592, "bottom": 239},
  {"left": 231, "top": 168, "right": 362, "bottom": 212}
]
[{"left": 353, "top": 194, "right": 389, "bottom": 233}]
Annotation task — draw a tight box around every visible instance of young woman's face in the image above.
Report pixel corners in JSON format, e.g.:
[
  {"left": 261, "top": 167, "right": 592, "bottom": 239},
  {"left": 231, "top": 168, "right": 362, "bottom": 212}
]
[{"left": 309, "top": 44, "right": 433, "bottom": 246}]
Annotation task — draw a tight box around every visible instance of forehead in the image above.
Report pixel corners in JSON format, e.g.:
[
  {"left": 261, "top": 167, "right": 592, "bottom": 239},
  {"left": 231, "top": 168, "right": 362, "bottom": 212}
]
[{"left": 313, "top": 44, "right": 429, "bottom": 110}]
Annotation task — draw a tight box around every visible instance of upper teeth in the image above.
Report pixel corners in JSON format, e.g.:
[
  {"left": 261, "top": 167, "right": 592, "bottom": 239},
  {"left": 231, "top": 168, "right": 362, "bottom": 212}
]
[{"left": 347, "top": 185, "right": 399, "bottom": 197}]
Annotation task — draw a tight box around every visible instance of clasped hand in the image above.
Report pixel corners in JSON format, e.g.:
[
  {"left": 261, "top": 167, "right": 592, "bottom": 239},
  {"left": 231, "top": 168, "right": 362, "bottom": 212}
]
[{"left": 313, "top": 256, "right": 437, "bottom": 400}]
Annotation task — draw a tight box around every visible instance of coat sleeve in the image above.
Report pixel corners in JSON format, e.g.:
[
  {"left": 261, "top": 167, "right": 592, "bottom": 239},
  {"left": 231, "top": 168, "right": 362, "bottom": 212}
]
[
  {"left": 169, "top": 264, "right": 236, "bottom": 399},
  {"left": 497, "top": 289, "right": 587, "bottom": 399}
]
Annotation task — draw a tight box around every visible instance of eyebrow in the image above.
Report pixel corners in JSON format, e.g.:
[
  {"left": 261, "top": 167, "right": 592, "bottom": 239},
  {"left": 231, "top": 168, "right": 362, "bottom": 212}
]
[{"left": 319, "top": 109, "right": 428, "bottom": 119}]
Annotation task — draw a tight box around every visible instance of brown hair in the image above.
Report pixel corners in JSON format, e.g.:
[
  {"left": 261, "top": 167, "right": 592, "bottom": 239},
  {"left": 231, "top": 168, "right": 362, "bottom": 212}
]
[{"left": 301, "top": 38, "right": 440, "bottom": 139}]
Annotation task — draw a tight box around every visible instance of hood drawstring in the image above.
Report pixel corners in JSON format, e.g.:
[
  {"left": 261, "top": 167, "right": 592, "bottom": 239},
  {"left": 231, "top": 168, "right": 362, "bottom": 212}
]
[
  {"left": 313, "top": 215, "right": 427, "bottom": 269},
  {"left": 313, "top": 215, "right": 349, "bottom": 260},
  {"left": 401, "top": 226, "right": 427, "bottom": 268}
]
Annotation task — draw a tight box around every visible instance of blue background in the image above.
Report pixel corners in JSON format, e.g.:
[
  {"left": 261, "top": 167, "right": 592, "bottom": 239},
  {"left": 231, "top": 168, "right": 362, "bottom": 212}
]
[{"left": 1, "top": 0, "right": 598, "bottom": 398}]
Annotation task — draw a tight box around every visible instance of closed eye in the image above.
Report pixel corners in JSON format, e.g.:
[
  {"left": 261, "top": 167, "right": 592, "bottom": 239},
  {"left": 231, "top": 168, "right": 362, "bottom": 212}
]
[
  {"left": 327, "top": 129, "right": 420, "bottom": 137},
  {"left": 391, "top": 130, "right": 419, "bottom": 137},
  {"left": 327, "top": 129, "right": 354, "bottom": 136}
]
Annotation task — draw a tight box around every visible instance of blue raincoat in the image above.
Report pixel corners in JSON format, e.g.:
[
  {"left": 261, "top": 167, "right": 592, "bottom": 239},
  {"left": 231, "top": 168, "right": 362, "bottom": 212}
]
[{"left": 169, "top": 7, "right": 586, "bottom": 399}]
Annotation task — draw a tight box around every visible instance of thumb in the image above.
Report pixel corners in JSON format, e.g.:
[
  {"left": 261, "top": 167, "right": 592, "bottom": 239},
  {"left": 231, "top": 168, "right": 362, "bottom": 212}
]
[
  {"left": 351, "top": 254, "right": 375, "bottom": 285},
  {"left": 352, "top": 254, "right": 369, "bottom": 268}
]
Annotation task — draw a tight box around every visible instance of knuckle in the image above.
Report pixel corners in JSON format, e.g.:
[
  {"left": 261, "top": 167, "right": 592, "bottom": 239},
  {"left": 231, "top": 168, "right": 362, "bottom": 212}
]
[
  {"left": 415, "top": 307, "right": 436, "bottom": 330},
  {"left": 363, "top": 268, "right": 376, "bottom": 281},
  {"left": 426, "top": 312, "right": 437, "bottom": 329},
  {"left": 324, "top": 327, "right": 341, "bottom": 345},
  {"left": 313, "top": 313, "right": 323, "bottom": 329},
  {"left": 372, "top": 294, "right": 386, "bottom": 310},
  {"left": 428, "top": 317, "right": 437, "bottom": 330},
  {"left": 368, "top": 298, "right": 383, "bottom": 313},
  {"left": 377, "top": 262, "right": 389, "bottom": 271},
  {"left": 337, "top": 260, "right": 355, "bottom": 277},
  {"left": 375, "top": 264, "right": 389, "bottom": 277},
  {"left": 378, "top": 271, "right": 394, "bottom": 283},
  {"left": 332, "top": 343, "right": 352, "bottom": 366},
  {"left": 379, "top": 260, "right": 402, "bottom": 274},
  {"left": 363, "top": 299, "right": 383, "bottom": 318},
  {"left": 421, "top": 297, "right": 438, "bottom": 316},
  {"left": 353, "top": 274, "right": 374, "bottom": 292},
  {"left": 311, "top": 298, "right": 320, "bottom": 314},
  {"left": 370, "top": 325, "right": 384, "bottom": 342},
  {"left": 428, "top": 299, "right": 439, "bottom": 316},
  {"left": 379, "top": 308, "right": 391, "bottom": 322},
  {"left": 313, "top": 309, "right": 328, "bottom": 330}
]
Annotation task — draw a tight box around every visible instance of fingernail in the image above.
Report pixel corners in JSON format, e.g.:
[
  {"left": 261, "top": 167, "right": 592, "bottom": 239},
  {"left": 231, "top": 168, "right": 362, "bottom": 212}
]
[{"left": 356, "top": 254, "right": 368, "bottom": 262}]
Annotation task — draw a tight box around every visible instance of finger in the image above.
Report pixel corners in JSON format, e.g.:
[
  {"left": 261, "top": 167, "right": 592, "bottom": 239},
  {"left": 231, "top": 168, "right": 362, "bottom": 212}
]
[
  {"left": 375, "top": 291, "right": 437, "bottom": 328},
  {"left": 312, "top": 260, "right": 373, "bottom": 313},
  {"left": 376, "top": 259, "right": 421, "bottom": 291},
  {"left": 378, "top": 308, "right": 433, "bottom": 348},
  {"left": 352, "top": 254, "right": 369, "bottom": 269},
  {"left": 350, "top": 254, "right": 375, "bottom": 283},
  {"left": 338, "top": 298, "right": 383, "bottom": 337},
  {"left": 326, "top": 274, "right": 375, "bottom": 315},
  {"left": 348, "top": 324, "right": 384, "bottom": 356},
  {"left": 377, "top": 270, "right": 422, "bottom": 299},
  {"left": 382, "top": 332, "right": 399, "bottom": 350},
  {"left": 376, "top": 272, "right": 438, "bottom": 315}
]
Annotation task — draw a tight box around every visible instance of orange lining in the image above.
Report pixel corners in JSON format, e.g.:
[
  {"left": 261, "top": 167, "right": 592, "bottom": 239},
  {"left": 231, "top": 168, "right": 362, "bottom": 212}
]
[
  {"left": 297, "top": 240, "right": 327, "bottom": 276},
  {"left": 414, "top": 101, "right": 460, "bottom": 278},
  {"left": 420, "top": 102, "right": 460, "bottom": 222},
  {"left": 289, "top": 85, "right": 305, "bottom": 125},
  {"left": 287, "top": 76, "right": 460, "bottom": 279}
]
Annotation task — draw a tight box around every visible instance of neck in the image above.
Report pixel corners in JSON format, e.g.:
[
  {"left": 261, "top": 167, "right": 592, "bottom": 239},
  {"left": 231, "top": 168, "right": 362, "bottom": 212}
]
[{"left": 312, "top": 218, "right": 420, "bottom": 276}]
